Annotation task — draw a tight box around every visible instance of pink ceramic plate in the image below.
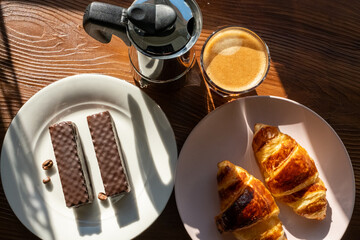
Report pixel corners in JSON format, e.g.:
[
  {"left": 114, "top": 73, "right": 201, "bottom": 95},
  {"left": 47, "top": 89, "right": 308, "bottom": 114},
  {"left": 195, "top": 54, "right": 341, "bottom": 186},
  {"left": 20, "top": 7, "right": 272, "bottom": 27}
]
[{"left": 175, "top": 95, "right": 355, "bottom": 240}]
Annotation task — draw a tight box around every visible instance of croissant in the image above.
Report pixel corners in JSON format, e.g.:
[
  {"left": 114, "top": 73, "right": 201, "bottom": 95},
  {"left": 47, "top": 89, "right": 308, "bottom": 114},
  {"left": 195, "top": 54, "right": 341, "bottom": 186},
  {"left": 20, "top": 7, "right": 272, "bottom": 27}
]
[
  {"left": 215, "top": 160, "right": 286, "bottom": 240},
  {"left": 252, "top": 123, "right": 327, "bottom": 220}
]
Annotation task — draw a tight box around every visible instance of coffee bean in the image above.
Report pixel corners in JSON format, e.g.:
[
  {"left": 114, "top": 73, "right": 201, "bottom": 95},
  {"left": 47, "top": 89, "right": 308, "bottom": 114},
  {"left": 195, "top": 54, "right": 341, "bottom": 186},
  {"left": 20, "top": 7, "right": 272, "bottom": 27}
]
[
  {"left": 98, "top": 192, "right": 108, "bottom": 201},
  {"left": 42, "top": 159, "right": 53, "bottom": 170},
  {"left": 43, "top": 176, "right": 51, "bottom": 184}
]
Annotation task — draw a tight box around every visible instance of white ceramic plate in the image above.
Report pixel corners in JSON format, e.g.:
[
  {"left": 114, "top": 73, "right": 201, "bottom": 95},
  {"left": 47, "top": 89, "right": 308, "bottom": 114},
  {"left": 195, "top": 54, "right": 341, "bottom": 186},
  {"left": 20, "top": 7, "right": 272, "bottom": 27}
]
[
  {"left": 1, "top": 74, "right": 178, "bottom": 240},
  {"left": 175, "top": 96, "right": 355, "bottom": 240}
]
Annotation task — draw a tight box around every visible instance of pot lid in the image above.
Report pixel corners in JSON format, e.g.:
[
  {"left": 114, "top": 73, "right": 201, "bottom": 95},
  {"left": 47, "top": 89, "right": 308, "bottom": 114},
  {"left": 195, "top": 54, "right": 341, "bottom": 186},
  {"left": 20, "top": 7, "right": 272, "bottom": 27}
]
[{"left": 128, "top": 0, "right": 201, "bottom": 56}]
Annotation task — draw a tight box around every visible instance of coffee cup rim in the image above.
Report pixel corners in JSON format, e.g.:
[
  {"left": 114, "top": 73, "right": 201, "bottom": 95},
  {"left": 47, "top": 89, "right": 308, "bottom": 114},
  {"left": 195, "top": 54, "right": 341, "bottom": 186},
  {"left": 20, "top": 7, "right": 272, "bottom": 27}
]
[{"left": 200, "top": 25, "right": 271, "bottom": 96}]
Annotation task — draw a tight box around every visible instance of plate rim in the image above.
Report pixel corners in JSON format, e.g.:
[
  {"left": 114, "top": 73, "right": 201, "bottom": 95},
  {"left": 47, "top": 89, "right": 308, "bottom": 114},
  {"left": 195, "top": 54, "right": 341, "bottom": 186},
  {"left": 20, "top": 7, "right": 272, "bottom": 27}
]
[
  {"left": 1, "top": 73, "right": 178, "bottom": 239},
  {"left": 175, "top": 95, "right": 355, "bottom": 240}
]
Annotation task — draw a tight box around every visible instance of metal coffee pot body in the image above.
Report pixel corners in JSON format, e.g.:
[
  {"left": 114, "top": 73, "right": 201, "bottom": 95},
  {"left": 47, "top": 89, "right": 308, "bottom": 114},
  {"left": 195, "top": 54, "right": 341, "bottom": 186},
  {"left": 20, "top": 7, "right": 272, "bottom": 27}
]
[{"left": 83, "top": 0, "right": 202, "bottom": 86}]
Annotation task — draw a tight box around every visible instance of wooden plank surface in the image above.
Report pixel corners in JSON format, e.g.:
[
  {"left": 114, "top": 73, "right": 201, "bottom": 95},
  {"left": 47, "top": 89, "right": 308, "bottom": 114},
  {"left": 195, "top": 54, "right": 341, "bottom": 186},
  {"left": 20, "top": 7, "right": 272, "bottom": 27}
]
[{"left": 0, "top": 0, "right": 359, "bottom": 239}]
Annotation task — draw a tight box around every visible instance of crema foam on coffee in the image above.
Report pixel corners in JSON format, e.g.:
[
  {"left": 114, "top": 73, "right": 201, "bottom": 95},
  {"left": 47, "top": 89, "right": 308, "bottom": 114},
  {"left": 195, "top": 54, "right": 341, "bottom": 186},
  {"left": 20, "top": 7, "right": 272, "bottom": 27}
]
[{"left": 202, "top": 28, "right": 268, "bottom": 93}]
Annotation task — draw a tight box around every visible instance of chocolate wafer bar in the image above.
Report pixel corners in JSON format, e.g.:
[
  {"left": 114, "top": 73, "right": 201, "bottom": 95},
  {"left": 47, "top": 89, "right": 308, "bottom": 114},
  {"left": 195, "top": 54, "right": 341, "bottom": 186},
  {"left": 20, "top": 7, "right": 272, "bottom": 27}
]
[
  {"left": 49, "top": 121, "right": 93, "bottom": 207},
  {"left": 87, "top": 111, "right": 131, "bottom": 199}
]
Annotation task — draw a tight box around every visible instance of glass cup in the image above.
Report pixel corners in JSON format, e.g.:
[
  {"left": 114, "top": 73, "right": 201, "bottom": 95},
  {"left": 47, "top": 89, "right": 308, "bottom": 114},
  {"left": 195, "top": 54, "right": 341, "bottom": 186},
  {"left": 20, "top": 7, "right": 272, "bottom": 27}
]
[{"left": 200, "top": 26, "right": 270, "bottom": 97}]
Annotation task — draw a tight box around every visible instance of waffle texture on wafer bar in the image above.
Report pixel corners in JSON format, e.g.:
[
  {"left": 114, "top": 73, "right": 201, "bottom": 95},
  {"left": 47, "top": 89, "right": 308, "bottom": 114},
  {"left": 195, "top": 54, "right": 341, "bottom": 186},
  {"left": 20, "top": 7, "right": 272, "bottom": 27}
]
[
  {"left": 87, "top": 111, "right": 131, "bottom": 198},
  {"left": 49, "top": 121, "right": 93, "bottom": 207}
]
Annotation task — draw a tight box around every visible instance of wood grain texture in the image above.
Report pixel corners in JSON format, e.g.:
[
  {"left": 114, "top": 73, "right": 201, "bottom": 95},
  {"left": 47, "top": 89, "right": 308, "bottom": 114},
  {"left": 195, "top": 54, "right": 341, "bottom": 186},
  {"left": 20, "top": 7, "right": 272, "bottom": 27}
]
[{"left": 0, "top": 0, "right": 359, "bottom": 239}]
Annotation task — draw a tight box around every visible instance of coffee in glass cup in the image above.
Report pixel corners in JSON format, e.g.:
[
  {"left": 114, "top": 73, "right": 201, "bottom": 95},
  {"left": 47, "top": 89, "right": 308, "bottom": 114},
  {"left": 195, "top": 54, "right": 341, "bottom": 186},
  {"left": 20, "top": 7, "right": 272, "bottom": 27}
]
[{"left": 200, "top": 26, "right": 270, "bottom": 96}]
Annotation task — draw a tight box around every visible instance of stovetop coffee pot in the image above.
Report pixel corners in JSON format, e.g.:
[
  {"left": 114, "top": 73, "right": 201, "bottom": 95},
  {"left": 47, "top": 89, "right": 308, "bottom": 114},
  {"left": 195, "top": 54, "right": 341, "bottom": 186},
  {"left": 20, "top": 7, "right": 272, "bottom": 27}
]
[{"left": 83, "top": 0, "right": 202, "bottom": 87}]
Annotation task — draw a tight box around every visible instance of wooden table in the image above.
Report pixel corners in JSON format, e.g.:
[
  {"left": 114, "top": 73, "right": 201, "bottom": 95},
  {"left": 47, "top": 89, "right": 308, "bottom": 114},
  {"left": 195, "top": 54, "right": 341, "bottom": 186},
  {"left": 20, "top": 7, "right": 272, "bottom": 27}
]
[{"left": 0, "top": 0, "right": 359, "bottom": 239}]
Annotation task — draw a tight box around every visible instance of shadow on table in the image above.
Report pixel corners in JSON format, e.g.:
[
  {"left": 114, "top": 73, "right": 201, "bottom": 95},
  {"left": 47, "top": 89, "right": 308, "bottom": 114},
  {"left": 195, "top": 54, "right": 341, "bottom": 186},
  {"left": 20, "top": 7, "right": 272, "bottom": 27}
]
[
  {"left": 13, "top": 0, "right": 134, "bottom": 11},
  {"left": 266, "top": 3, "right": 360, "bottom": 239},
  {"left": 0, "top": 3, "right": 23, "bottom": 146},
  {"left": 135, "top": 62, "right": 258, "bottom": 150},
  {"left": 0, "top": 5, "right": 39, "bottom": 239}
]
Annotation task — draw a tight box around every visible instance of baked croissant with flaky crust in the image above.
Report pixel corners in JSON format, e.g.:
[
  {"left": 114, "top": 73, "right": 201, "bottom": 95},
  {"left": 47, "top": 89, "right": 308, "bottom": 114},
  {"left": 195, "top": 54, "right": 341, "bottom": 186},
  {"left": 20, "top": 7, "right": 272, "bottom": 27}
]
[
  {"left": 215, "top": 160, "right": 286, "bottom": 240},
  {"left": 252, "top": 123, "right": 327, "bottom": 220}
]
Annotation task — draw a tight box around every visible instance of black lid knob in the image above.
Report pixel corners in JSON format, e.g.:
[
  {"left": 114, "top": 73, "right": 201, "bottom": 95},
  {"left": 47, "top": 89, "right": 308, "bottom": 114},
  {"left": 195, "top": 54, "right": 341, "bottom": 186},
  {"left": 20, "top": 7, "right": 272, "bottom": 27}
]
[
  {"left": 127, "top": 4, "right": 177, "bottom": 35},
  {"left": 83, "top": 0, "right": 201, "bottom": 57}
]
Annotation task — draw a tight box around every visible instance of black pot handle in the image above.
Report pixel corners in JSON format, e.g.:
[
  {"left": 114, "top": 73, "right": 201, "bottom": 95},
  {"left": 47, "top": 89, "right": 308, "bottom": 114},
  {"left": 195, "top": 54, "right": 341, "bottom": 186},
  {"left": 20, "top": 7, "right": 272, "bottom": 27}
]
[
  {"left": 83, "top": 2, "right": 131, "bottom": 45},
  {"left": 83, "top": 2, "right": 177, "bottom": 46}
]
